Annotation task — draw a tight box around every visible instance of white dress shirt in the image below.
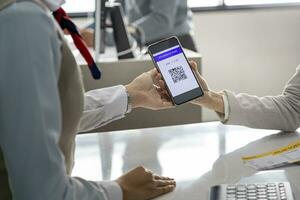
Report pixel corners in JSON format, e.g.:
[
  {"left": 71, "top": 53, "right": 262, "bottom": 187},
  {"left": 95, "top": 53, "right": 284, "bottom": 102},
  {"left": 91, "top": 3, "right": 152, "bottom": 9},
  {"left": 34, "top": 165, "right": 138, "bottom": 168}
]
[{"left": 0, "top": 1, "right": 127, "bottom": 199}]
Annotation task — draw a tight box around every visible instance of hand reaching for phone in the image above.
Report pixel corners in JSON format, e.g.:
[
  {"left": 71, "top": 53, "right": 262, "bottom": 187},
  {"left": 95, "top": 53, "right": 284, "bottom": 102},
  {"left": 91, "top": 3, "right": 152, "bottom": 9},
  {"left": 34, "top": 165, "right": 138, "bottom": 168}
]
[
  {"left": 188, "top": 61, "right": 225, "bottom": 113},
  {"left": 125, "top": 68, "right": 174, "bottom": 110}
]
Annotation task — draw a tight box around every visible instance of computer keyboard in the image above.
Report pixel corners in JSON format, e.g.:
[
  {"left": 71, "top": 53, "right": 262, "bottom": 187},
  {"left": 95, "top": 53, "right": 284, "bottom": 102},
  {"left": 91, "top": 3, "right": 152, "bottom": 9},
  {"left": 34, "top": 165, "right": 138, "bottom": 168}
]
[{"left": 209, "top": 182, "right": 294, "bottom": 200}]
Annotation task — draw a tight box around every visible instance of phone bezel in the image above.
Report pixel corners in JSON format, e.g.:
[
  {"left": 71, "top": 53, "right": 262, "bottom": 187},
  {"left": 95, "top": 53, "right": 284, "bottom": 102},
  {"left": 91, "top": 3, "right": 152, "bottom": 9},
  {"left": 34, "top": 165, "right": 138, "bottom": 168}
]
[{"left": 148, "top": 36, "right": 204, "bottom": 105}]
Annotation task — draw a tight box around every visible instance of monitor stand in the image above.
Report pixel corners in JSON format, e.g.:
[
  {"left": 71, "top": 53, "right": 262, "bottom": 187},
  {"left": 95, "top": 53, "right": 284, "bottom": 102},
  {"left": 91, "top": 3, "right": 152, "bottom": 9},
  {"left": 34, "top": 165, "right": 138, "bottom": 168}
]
[{"left": 95, "top": 0, "right": 134, "bottom": 60}]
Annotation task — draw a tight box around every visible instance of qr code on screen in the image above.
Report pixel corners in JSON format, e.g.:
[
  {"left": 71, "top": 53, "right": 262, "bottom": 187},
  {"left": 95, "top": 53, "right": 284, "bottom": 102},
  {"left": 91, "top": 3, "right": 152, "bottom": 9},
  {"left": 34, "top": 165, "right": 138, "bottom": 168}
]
[{"left": 168, "top": 66, "right": 187, "bottom": 83}]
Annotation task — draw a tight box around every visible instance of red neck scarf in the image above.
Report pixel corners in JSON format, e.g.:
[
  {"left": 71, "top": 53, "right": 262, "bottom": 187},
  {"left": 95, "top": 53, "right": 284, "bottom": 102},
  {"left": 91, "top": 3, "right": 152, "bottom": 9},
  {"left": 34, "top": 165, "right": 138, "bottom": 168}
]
[{"left": 53, "top": 8, "right": 101, "bottom": 80}]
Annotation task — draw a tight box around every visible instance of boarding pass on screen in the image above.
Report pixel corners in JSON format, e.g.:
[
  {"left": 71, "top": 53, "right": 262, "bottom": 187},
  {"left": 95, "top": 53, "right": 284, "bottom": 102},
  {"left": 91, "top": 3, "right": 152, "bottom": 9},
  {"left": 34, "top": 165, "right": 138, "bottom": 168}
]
[{"left": 242, "top": 140, "right": 300, "bottom": 170}]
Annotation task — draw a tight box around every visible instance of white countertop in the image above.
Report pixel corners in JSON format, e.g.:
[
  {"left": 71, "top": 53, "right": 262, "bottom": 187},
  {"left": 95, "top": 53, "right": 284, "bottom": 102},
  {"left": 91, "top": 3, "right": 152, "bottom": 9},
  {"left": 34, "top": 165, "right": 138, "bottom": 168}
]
[{"left": 72, "top": 122, "right": 300, "bottom": 199}]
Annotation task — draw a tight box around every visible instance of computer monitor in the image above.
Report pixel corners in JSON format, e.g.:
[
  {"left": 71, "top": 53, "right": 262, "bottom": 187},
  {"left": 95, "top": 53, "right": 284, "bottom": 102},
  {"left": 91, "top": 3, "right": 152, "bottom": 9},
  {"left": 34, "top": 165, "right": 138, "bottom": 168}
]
[
  {"left": 94, "top": 0, "right": 106, "bottom": 58},
  {"left": 94, "top": 0, "right": 134, "bottom": 60}
]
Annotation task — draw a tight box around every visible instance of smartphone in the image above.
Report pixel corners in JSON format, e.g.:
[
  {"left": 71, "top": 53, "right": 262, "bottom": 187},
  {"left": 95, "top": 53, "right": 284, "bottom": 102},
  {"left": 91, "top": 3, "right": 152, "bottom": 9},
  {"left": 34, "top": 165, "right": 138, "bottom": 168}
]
[{"left": 148, "top": 36, "right": 204, "bottom": 105}]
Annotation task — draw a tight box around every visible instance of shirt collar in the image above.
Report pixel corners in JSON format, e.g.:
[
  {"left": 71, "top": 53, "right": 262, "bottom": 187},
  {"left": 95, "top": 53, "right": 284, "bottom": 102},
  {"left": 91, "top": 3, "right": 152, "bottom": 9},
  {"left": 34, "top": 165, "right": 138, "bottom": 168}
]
[{"left": 42, "top": 0, "right": 64, "bottom": 11}]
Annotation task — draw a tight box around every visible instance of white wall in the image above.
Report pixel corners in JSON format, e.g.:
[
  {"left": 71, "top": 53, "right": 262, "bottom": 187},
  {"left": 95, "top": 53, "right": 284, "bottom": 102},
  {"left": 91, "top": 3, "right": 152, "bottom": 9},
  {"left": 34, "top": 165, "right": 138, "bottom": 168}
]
[{"left": 192, "top": 7, "right": 300, "bottom": 121}]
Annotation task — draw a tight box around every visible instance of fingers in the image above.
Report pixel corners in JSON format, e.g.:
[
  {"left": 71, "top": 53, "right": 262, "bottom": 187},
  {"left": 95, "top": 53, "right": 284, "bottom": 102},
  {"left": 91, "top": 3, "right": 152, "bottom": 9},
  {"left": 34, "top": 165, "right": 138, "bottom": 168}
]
[
  {"left": 149, "top": 68, "right": 159, "bottom": 79},
  {"left": 155, "top": 79, "right": 169, "bottom": 97},
  {"left": 153, "top": 75, "right": 173, "bottom": 105},
  {"left": 157, "top": 184, "right": 176, "bottom": 194},
  {"left": 145, "top": 169, "right": 154, "bottom": 177},
  {"left": 189, "top": 60, "right": 198, "bottom": 71},
  {"left": 153, "top": 175, "right": 174, "bottom": 181},
  {"left": 152, "top": 184, "right": 176, "bottom": 198},
  {"left": 189, "top": 60, "right": 202, "bottom": 81},
  {"left": 158, "top": 79, "right": 164, "bottom": 89},
  {"left": 153, "top": 72, "right": 168, "bottom": 94},
  {"left": 156, "top": 88, "right": 169, "bottom": 99},
  {"left": 153, "top": 70, "right": 161, "bottom": 85},
  {"left": 153, "top": 174, "right": 176, "bottom": 196},
  {"left": 158, "top": 80, "right": 167, "bottom": 93},
  {"left": 189, "top": 60, "right": 201, "bottom": 78},
  {"left": 154, "top": 179, "right": 176, "bottom": 191},
  {"left": 153, "top": 174, "right": 175, "bottom": 186},
  {"left": 188, "top": 60, "right": 210, "bottom": 91},
  {"left": 155, "top": 180, "right": 175, "bottom": 187},
  {"left": 138, "top": 167, "right": 175, "bottom": 184}
]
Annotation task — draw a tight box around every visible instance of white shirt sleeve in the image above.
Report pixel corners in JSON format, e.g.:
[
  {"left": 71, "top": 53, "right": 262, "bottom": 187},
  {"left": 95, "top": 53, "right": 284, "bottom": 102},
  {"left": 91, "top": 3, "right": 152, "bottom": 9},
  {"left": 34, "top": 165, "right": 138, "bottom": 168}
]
[
  {"left": 78, "top": 85, "right": 129, "bottom": 133},
  {"left": 215, "top": 93, "right": 230, "bottom": 122},
  {"left": 222, "top": 65, "right": 300, "bottom": 131},
  {"left": 222, "top": 93, "right": 230, "bottom": 121},
  {"left": 0, "top": 2, "right": 122, "bottom": 200}
]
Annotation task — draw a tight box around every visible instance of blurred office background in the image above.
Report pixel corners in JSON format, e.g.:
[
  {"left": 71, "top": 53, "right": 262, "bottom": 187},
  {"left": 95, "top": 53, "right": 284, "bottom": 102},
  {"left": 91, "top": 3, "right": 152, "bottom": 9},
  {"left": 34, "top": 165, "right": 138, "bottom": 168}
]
[{"left": 64, "top": 0, "right": 300, "bottom": 122}]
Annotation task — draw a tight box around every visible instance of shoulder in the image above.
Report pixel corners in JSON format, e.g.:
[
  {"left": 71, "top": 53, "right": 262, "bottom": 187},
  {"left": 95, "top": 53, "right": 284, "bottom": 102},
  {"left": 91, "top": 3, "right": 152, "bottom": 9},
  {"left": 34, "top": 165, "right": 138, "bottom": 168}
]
[
  {"left": 0, "top": 1, "right": 57, "bottom": 36},
  {"left": 0, "top": 1, "right": 62, "bottom": 81}
]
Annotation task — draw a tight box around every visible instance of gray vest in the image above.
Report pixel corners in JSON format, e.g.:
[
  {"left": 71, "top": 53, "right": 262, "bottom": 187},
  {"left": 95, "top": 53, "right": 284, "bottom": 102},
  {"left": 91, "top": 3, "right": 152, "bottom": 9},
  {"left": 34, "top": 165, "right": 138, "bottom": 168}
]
[{"left": 0, "top": 1, "right": 84, "bottom": 198}]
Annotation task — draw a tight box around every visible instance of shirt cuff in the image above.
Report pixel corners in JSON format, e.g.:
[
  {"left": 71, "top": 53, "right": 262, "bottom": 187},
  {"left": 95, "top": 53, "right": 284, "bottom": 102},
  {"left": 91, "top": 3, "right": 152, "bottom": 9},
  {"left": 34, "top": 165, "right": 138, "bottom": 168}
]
[
  {"left": 124, "top": 86, "right": 132, "bottom": 114},
  {"left": 92, "top": 85, "right": 128, "bottom": 127},
  {"left": 79, "top": 85, "right": 128, "bottom": 132},
  {"left": 215, "top": 92, "right": 230, "bottom": 123},
  {"left": 110, "top": 85, "right": 128, "bottom": 116},
  {"left": 100, "top": 181, "right": 123, "bottom": 200},
  {"left": 222, "top": 93, "right": 230, "bottom": 121}
]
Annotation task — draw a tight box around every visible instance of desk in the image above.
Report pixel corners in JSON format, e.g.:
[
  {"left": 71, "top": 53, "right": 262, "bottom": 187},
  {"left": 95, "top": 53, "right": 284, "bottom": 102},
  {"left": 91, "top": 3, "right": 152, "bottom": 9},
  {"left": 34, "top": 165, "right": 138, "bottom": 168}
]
[
  {"left": 72, "top": 122, "right": 300, "bottom": 199},
  {"left": 75, "top": 46, "right": 203, "bottom": 132}
]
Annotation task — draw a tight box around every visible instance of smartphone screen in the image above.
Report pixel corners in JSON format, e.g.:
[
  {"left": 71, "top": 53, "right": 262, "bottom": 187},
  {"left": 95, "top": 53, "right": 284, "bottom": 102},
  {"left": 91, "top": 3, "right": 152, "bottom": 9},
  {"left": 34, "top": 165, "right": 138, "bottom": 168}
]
[{"left": 148, "top": 37, "right": 203, "bottom": 105}]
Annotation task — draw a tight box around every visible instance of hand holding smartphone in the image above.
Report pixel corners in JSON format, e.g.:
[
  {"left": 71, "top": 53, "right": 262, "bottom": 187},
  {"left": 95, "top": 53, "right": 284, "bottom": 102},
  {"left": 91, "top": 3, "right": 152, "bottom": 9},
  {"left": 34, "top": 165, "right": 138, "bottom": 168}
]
[{"left": 148, "top": 36, "right": 204, "bottom": 105}]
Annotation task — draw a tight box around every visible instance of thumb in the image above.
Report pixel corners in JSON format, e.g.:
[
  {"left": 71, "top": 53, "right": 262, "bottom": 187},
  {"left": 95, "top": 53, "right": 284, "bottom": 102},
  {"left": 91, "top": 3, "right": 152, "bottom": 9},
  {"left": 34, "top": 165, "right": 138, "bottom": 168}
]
[
  {"left": 189, "top": 60, "right": 198, "bottom": 71},
  {"left": 189, "top": 60, "right": 209, "bottom": 91}
]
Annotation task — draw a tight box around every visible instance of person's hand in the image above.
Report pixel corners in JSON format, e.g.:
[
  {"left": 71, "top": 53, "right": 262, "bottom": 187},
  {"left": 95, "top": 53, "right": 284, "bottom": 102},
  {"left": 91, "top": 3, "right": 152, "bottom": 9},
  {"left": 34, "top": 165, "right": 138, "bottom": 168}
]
[
  {"left": 125, "top": 69, "right": 174, "bottom": 110},
  {"left": 156, "top": 60, "right": 225, "bottom": 113},
  {"left": 188, "top": 60, "right": 213, "bottom": 104},
  {"left": 189, "top": 60, "right": 224, "bottom": 113},
  {"left": 80, "top": 28, "right": 94, "bottom": 47},
  {"left": 116, "top": 166, "right": 176, "bottom": 200}
]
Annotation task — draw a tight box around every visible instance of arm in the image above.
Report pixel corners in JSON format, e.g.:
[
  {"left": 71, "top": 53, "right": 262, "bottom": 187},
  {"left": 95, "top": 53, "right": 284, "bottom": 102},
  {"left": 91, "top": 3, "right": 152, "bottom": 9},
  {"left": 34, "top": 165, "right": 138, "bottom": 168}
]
[
  {"left": 79, "top": 85, "right": 128, "bottom": 132},
  {"left": 223, "top": 66, "right": 300, "bottom": 131},
  {"left": 79, "top": 69, "right": 173, "bottom": 133},
  {"left": 189, "top": 61, "right": 300, "bottom": 131},
  {"left": 0, "top": 4, "right": 121, "bottom": 199},
  {"left": 131, "top": 0, "right": 180, "bottom": 42}
]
